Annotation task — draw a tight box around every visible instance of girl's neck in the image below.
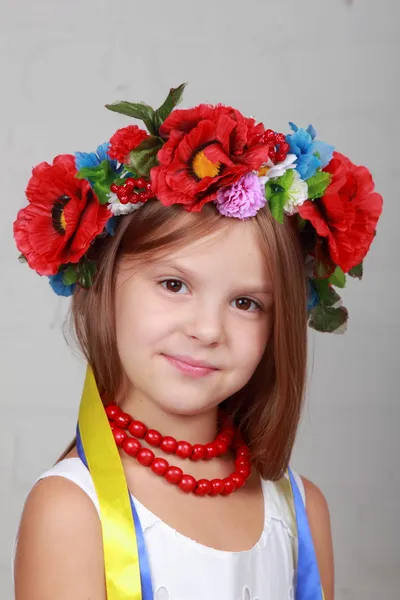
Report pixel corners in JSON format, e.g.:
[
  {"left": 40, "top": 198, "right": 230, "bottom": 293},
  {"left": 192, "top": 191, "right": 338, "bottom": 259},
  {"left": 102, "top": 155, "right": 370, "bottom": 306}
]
[{"left": 117, "top": 389, "right": 220, "bottom": 445}]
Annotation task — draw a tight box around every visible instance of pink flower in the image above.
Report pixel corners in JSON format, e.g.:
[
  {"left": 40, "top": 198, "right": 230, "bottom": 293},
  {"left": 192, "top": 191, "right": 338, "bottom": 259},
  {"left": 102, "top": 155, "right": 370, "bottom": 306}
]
[{"left": 214, "top": 172, "right": 266, "bottom": 219}]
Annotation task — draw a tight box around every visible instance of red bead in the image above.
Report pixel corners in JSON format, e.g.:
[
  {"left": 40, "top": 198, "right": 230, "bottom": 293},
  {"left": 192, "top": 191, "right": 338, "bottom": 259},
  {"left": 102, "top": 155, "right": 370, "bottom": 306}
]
[
  {"left": 130, "top": 192, "right": 141, "bottom": 204},
  {"left": 280, "top": 141, "right": 289, "bottom": 153},
  {"left": 275, "top": 133, "right": 286, "bottom": 144},
  {"left": 151, "top": 458, "right": 169, "bottom": 476},
  {"left": 235, "top": 456, "right": 249, "bottom": 468},
  {"left": 146, "top": 182, "right": 153, "bottom": 190},
  {"left": 205, "top": 442, "right": 218, "bottom": 460},
  {"left": 112, "top": 427, "right": 127, "bottom": 447},
  {"left": 237, "top": 445, "right": 251, "bottom": 457},
  {"left": 194, "top": 479, "right": 212, "bottom": 496},
  {"left": 122, "top": 437, "right": 141, "bottom": 457},
  {"left": 137, "top": 448, "right": 155, "bottom": 467},
  {"left": 178, "top": 474, "right": 197, "bottom": 493},
  {"left": 265, "top": 129, "right": 276, "bottom": 141},
  {"left": 276, "top": 150, "right": 286, "bottom": 163},
  {"left": 237, "top": 465, "right": 251, "bottom": 478},
  {"left": 222, "top": 477, "right": 236, "bottom": 495},
  {"left": 218, "top": 428, "right": 234, "bottom": 445},
  {"left": 164, "top": 466, "right": 183, "bottom": 485},
  {"left": 140, "top": 191, "right": 152, "bottom": 201},
  {"left": 105, "top": 404, "right": 120, "bottom": 419},
  {"left": 125, "top": 179, "right": 135, "bottom": 190},
  {"left": 231, "top": 472, "right": 246, "bottom": 489},
  {"left": 210, "top": 478, "right": 225, "bottom": 496},
  {"left": 215, "top": 440, "right": 228, "bottom": 456},
  {"left": 110, "top": 184, "right": 118, "bottom": 194},
  {"left": 160, "top": 436, "right": 178, "bottom": 454},
  {"left": 176, "top": 441, "right": 193, "bottom": 459},
  {"left": 191, "top": 444, "right": 206, "bottom": 461},
  {"left": 119, "top": 193, "right": 129, "bottom": 204},
  {"left": 114, "top": 412, "right": 131, "bottom": 429},
  {"left": 268, "top": 150, "right": 277, "bottom": 163},
  {"left": 145, "top": 429, "right": 162, "bottom": 447},
  {"left": 136, "top": 178, "right": 146, "bottom": 188},
  {"left": 128, "top": 420, "right": 147, "bottom": 438}
]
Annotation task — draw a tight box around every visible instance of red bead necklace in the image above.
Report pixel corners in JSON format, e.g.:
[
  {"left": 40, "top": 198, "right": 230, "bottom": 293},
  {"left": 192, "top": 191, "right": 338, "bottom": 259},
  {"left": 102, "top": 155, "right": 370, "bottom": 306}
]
[
  {"left": 106, "top": 403, "right": 235, "bottom": 460},
  {"left": 105, "top": 403, "right": 252, "bottom": 496}
]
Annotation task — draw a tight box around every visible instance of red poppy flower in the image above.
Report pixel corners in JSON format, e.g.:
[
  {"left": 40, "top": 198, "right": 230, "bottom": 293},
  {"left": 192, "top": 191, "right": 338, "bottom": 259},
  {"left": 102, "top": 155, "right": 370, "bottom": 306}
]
[
  {"left": 298, "top": 152, "right": 383, "bottom": 273},
  {"left": 151, "top": 104, "right": 270, "bottom": 211},
  {"left": 108, "top": 125, "right": 149, "bottom": 163},
  {"left": 13, "top": 154, "right": 111, "bottom": 276}
]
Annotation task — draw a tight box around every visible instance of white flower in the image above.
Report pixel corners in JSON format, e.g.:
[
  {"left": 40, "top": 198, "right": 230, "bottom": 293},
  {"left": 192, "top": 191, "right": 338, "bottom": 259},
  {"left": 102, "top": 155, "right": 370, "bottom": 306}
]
[
  {"left": 283, "top": 170, "right": 309, "bottom": 215},
  {"left": 258, "top": 153, "right": 297, "bottom": 185},
  {"left": 108, "top": 193, "right": 144, "bottom": 216}
]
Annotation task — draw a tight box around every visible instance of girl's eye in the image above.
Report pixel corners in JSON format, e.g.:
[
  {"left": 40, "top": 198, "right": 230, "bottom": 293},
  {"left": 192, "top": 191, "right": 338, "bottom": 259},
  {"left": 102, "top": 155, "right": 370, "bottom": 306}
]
[
  {"left": 233, "top": 298, "right": 261, "bottom": 312},
  {"left": 161, "top": 279, "right": 189, "bottom": 294}
]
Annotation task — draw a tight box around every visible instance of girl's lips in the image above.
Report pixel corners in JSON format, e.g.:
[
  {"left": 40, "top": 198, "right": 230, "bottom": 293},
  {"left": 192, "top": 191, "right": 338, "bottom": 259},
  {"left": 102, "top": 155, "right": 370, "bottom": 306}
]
[{"left": 163, "top": 354, "right": 218, "bottom": 378}]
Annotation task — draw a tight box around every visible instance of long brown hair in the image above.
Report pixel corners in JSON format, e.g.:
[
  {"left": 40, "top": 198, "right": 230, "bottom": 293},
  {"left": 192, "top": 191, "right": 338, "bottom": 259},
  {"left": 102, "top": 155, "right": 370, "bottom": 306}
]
[{"left": 64, "top": 200, "right": 308, "bottom": 480}]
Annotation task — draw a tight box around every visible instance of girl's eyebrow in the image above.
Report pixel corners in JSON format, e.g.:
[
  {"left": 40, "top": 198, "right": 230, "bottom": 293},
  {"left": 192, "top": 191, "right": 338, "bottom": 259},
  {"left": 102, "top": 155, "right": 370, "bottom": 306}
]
[{"left": 152, "top": 260, "right": 196, "bottom": 279}]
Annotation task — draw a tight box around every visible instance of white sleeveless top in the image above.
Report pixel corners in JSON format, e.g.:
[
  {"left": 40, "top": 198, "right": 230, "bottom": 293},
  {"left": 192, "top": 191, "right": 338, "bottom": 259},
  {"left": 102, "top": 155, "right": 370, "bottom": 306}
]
[{"left": 14, "top": 458, "right": 305, "bottom": 600}]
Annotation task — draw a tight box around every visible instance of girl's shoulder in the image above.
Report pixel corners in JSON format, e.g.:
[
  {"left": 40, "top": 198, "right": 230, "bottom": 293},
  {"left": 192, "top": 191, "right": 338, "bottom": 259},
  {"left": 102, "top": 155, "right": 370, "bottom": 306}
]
[{"left": 14, "top": 459, "right": 106, "bottom": 600}]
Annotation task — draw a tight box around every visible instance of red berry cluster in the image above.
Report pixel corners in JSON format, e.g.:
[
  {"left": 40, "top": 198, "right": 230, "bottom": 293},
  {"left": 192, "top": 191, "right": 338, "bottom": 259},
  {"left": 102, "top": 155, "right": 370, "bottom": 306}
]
[
  {"left": 263, "top": 129, "right": 290, "bottom": 164},
  {"left": 110, "top": 177, "right": 155, "bottom": 205}
]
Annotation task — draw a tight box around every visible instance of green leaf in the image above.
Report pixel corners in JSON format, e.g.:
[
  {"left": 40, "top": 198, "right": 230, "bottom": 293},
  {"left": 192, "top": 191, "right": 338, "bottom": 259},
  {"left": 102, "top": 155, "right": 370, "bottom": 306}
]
[
  {"left": 270, "top": 190, "right": 286, "bottom": 224},
  {"left": 76, "top": 161, "right": 108, "bottom": 182},
  {"left": 348, "top": 262, "right": 363, "bottom": 280},
  {"left": 306, "top": 171, "right": 332, "bottom": 200},
  {"left": 328, "top": 266, "right": 346, "bottom": 288},
  {"left": 315, "top": 279, "right": 341, "bottom": 307},
  {"left": 77, "top": 261, "right": 97, "bottom": 289},
  {"left": 155, "top": 83, "right": 187, "bottom": 130},
  {"left": 76, "top": 161, "right": 117, "bottom": 205},
  {"left": 309, "top": 304, "right": 348, "bottom": 333},
  {"left": 278, "top": 168, "right": 295, "bottom": 191},
  {"left": 92, "top": 181, "right": 112, "bottom": 205},
  {"left": 315, "top": 259, "right": 331, "bottom": 279},
  {"left": 62, "top": 265, "right": 78, "bottom": 286},
  {"left": 127, "top": 136, "right": 163, "bottom": 178},
  {"left": 105, "top": 101, "right": 157, "bottom": 135},
  {"left": 296, "top": 215, "right": 307, "bottom": 230}
]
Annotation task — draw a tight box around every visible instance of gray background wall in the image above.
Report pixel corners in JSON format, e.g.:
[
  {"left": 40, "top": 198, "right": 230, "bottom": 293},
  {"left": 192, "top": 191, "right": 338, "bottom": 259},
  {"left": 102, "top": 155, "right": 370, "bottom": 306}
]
[{"left": 0, "top": 0, "right": 398, "bottom": 598}]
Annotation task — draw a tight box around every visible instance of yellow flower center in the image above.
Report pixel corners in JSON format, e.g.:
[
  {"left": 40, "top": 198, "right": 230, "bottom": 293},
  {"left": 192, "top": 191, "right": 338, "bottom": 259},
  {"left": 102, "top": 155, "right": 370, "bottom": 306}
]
[
  {"left": 60, "top": 211, "right": 67, "bottom": 233},
  {"left": 52, "top": 195, "right": 70, "bottom": 236},
  {"left": 258, "top": 165, "right": 270, "bottom": 177},
  {"left": 192, "top": 150, "right": 221, "bottom": 180}
]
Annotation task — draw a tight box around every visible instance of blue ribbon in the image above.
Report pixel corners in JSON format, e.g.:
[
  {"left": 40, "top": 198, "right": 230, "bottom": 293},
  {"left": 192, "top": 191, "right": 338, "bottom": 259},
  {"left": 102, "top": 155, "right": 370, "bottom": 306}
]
[
  {"left": 76, "top": 425, "right": 154, "bottom": 600},
  {"left": 288, "top": 468, "right": 324, "bottom": 600}
]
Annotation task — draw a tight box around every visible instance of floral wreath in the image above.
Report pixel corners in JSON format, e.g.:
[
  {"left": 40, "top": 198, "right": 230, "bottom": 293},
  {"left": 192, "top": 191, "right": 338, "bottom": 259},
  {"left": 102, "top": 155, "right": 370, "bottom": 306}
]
[{"left": 13, "top": 84, "right": 383, "bottom": 333}]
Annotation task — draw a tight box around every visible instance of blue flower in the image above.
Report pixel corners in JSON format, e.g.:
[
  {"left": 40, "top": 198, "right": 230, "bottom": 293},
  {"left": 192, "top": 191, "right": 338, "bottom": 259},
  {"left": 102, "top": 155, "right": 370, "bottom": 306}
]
[
  {"left": 75, "top": 142, "right": 119, "bottom": 173},
  {"left": 286, "top": 123, "right": 334, "bottom": 180},
  {"left": 105, "top": 216, "right": 119, "bottom": 236},
  {"left": 48, "top": 272, "right": 75, "bottom": 297},
  {"left": 307, "top": 279, "right": 319, "bottom": 312}
]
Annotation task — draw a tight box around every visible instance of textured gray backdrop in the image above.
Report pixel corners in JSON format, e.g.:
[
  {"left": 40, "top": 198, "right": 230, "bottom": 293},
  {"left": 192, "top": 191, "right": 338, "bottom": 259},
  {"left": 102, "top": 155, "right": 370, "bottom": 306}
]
[{"left": 1, "top": 1, "right": 398, "bottom": 598}]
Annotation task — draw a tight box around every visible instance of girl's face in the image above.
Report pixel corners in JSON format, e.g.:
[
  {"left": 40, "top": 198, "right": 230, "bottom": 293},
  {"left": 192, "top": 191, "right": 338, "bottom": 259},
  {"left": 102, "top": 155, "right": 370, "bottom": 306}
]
[{"left": 115, "top": 219, "right": 273, "bottom": 416}]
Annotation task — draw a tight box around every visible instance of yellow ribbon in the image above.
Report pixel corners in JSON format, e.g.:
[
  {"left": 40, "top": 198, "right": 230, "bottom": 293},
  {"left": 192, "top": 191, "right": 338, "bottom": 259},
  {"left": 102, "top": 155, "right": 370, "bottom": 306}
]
[{"left": 78, "top": 366, "right": 142, "bottom": 600}]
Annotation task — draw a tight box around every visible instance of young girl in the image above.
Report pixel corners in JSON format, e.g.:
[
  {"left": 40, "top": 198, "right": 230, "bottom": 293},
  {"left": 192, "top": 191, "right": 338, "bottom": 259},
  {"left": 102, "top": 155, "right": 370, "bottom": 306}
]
[{"left": 12, "top": 84, "right": 382, "bottom": 600}]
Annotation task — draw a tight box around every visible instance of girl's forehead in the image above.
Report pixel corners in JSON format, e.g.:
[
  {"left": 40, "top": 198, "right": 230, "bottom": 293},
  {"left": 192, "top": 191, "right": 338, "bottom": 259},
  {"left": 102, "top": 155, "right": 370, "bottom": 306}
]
[
  {"left": 151, "top": 222, "right": 270, "bottom": 283},
  {"left": 163, "top": 219, "right": 261, "bottom": 260}
]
